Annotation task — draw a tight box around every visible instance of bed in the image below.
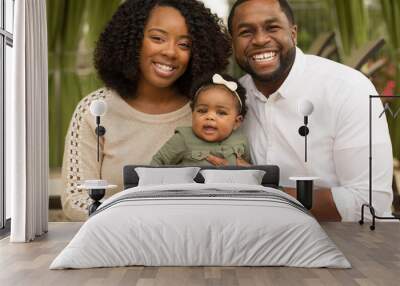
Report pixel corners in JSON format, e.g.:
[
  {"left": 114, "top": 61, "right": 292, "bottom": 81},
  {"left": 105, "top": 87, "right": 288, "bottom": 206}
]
[{"left": 50, "top": 165, "right": 350, "bottom": 269}]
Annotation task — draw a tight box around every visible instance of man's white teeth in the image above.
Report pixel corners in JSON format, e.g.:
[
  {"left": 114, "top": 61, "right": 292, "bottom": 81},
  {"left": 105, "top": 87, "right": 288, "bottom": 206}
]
[
  {"left": 252, "top": 52, "right": 276, "bottom": 62},
  {"left": 156, "top": 63, "right": 174, "bottom": 71}
]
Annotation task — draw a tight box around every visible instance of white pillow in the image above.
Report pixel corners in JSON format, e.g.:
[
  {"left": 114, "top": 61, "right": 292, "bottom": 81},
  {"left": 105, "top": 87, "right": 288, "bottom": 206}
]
[
  {"left": 200, "top": 169, "right": 266, "bottom": 185},
  {"left": 135, "top": 167, "right": 200, "bottom": 186}
]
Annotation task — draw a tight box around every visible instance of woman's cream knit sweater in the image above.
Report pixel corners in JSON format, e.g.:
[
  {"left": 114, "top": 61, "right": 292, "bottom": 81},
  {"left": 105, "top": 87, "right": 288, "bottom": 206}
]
[{"left": 61, "top": 88, "right": 192, "bottom": 221}]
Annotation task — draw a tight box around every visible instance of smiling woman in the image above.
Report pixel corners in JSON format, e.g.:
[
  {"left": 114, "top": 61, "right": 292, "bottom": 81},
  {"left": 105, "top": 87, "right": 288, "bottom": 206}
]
[
  {"left": 133, "top": 6, "right": 192, "bottom": 114},
  {"left": 61, "top": 0, "right": 231, "bottom": 221}
]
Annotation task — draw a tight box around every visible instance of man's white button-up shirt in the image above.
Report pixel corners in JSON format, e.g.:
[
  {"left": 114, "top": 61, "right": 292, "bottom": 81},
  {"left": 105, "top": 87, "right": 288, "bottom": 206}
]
[{"left": 240, "top": 47, "right": 393, "bottom": 221}]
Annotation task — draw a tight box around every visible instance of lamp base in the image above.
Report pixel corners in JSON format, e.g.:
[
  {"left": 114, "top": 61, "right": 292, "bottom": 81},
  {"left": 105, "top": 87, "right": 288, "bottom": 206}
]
[
  {"left": 359, "top": 203, "right": 400, "bottom": 231},
  {"left": 77, "top": 179, "right": 117, "bottom": 216},
  {"left": 289, "top": 177, "right": 319, "bottom": 210},
  {"left": 296, "top": 180, "right": 313, "bottom": 210},
  {"left": 88, "top": 189, "right": 106, "bottom": 215}
]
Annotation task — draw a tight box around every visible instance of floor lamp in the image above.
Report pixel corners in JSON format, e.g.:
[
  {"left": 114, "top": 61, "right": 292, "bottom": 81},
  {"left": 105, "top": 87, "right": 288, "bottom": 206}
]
[
  {"left": 359, "top": 95, "right": 400, "bottom": 230},
  {"left": 78, "top": 99, "right": 116, "bottom": 215}
]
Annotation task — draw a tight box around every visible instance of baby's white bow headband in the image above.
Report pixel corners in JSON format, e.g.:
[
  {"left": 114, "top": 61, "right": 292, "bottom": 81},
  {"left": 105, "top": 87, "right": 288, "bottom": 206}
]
[{"left": 211, "top": 74, "right": 243, "bottom": 110}]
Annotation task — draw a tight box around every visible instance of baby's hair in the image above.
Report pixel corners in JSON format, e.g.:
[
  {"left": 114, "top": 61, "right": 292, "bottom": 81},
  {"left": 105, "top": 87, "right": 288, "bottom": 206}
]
[{"left": 190, "top": 73, "right": 247, "bottom": 118}]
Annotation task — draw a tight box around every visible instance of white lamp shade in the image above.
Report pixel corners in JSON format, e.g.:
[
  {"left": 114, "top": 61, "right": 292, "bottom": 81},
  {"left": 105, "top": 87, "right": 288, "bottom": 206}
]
[
  {"left": 90, "top": 99, "right": 107, "bottom": 116},
  {"left": 298, "top": 99, "right": 314, "bottom": 116}
]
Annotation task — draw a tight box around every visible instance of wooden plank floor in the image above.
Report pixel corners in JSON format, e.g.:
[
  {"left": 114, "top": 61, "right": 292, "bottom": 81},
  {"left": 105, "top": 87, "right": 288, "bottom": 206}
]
[{"left": 0, "top": 222, "right": 399, "bottom": 286}]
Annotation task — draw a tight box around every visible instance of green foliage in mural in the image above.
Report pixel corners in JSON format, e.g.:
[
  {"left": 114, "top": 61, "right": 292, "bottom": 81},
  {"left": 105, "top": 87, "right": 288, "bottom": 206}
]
[
  {"left": 379, "top": 0, "right": 400, "bottom": 158},
  {"left": 47, "top": 0, "right": 121, "bottom": 168},
  {"left": 330, "top": 0, "right": 369, "bottom": 57}
]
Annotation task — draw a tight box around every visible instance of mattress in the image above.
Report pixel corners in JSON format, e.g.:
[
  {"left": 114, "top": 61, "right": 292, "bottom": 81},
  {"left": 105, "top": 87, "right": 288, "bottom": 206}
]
[{"left": 50, "top": 183, "right": 351, "bottom": 269}]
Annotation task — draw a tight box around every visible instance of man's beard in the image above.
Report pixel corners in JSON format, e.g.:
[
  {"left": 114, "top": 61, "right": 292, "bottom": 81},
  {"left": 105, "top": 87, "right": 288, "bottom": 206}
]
[{"left": 238, "top": 46, "right": 296, "bottom": 84}]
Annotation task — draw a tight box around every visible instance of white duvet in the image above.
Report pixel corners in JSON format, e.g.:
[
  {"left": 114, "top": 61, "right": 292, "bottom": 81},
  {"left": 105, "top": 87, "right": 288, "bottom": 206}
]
[{"left": 50, "top": 183, "right": 351, "bottom": 269}]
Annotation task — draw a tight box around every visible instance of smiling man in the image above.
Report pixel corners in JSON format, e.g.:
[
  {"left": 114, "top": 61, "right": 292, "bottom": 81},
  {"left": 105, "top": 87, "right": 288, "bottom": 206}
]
[{"left": 228, "top": 0, "right": 393, "bottom": 221}]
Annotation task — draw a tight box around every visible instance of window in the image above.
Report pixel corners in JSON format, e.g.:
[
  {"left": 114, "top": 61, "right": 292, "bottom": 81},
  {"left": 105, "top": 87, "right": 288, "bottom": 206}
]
[{"left": 0, "top": 0, "right": 14, "bottom": 233}]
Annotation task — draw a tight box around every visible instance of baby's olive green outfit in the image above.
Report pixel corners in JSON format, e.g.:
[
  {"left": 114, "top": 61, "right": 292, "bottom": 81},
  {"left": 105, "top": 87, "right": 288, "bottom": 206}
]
[{"left": 151, "top": 127, "right": 251, "bottom": 166}]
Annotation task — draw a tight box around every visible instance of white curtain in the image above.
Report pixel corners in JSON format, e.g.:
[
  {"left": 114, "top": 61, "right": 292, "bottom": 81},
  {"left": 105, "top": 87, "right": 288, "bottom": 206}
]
[{"left": 7, "top": 0, "right": 49, "bottom": 242}]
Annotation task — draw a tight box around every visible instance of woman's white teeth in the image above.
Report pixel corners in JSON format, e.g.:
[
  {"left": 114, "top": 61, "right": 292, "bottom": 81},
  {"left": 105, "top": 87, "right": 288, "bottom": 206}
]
[
  {"left": 253, "top": 52, "right": 276, "bottom": 62},
  {"left": 156, "top": 63, "right": 174, "bottom": 71}
]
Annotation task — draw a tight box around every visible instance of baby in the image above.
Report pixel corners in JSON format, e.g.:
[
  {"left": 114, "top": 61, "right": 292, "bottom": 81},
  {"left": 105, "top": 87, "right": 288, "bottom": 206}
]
[{"left": 151, "top": 73, "right": 250, "bottom": 166}]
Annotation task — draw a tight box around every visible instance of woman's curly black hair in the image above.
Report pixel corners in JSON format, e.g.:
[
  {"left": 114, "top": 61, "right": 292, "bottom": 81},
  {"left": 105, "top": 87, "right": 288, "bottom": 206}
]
[
  {"left": 190, "top": 73, "right": 248, "bottom": 118},
  {"left": 94, "top": 0, "right": 232, "bottom": 99}
]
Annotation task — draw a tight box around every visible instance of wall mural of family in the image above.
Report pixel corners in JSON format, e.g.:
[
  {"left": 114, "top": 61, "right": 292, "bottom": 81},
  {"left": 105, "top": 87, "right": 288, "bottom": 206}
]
[{"left": 47, "top": 0, "right": 400, "bottom": 223}]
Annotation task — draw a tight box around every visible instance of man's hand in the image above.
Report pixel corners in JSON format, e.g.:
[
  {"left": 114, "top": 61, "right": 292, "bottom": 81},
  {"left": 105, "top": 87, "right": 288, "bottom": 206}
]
[
  {"left": 282, "top": 187, "right": 296, "bottom": 198},
  {"left": 206, "top": 155, "right": 252, "bottom": 167},
  {"left": 206, "top": 155, "right": 229, "bottom": 166},
  {"left": 283, "top": 187, "right": 342, "bottom": 222},
  {"left": 236, "top": 157, "right": 251, "bottom": 166}
]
